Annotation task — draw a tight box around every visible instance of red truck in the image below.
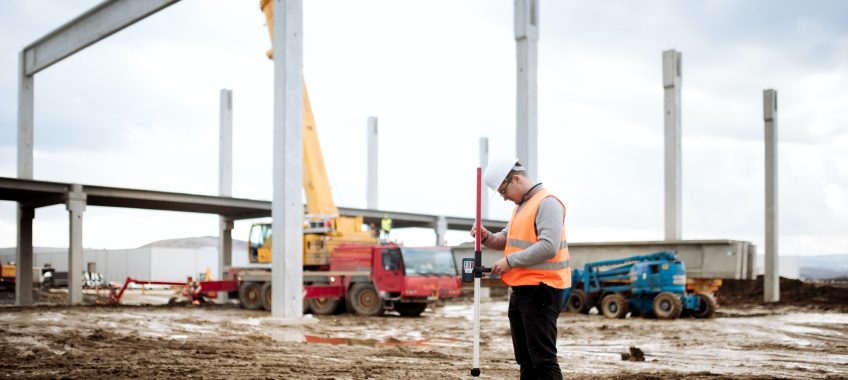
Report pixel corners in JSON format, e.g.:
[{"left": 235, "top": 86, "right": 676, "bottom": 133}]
[{"left": 229, "top": 244, "right": 461, "bottom": 317}]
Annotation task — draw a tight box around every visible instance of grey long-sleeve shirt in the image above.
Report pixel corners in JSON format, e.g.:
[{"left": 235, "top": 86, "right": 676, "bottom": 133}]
[{"left": 482, "top": 184, "right": 565, "bottom": 268}]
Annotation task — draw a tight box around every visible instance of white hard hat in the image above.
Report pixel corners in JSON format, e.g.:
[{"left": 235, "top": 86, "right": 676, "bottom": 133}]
[{"left": 483, "top": 158, "right": 520, "bottom": 191}]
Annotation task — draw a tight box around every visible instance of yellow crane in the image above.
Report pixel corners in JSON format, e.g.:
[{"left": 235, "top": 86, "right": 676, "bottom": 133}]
[{"left": 249, "top": 0, "right": 376, "bottom": 268}]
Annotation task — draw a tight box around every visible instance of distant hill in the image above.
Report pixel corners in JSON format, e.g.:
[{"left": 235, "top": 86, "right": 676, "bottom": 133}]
[
  {"left": 799, "top": 254, "right": 848, "bottom": 280},
  {"left": 140, "top": 236, "right": 248, "bottom": 253}
]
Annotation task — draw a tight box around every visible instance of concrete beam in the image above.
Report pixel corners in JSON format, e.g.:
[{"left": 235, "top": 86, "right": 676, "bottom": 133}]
[
  {"left": 663, "top": 50, "right": 682, "bottom": 241},
  {"left": 479, "top": 137, "right": 489, "bottom": 219},
  {"left": 22, "top": 0, "right": 179, "bottom": 76},
  {"left": 367, "top": 116, "right": 378, "bottom": 209},
  {"left": 515, "top": 0, "right": 539, "bottom": 180},
  {"left": 66, "top": 184, "right": 86, "bottom": 305},
  {"left": 271, "top": 0, "right": 304, "bottom": 319},
  {"left": 763, "top": 89, "right": 779, "bottom": 302},
  {"left": 15, "top": 207, "right": 34, "bottom": 306}
]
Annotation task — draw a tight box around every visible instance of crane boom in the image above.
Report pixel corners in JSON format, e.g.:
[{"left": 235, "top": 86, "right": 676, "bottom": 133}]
[
  {"left": 260, "top": 0, "right": 337, "bottom": 217},
  {"left": 251, "top": 0, "right": 376, "bottom": 267}
]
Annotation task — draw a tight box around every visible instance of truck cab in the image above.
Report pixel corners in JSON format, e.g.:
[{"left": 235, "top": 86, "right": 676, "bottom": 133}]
[{"left": 327, "top": 245, "right": 461, "bottom": 317}]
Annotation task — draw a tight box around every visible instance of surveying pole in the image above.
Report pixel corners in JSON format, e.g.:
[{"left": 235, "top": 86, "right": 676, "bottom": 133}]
[{"left": 463, "top": 167, "right": 491, "bottom": 377}]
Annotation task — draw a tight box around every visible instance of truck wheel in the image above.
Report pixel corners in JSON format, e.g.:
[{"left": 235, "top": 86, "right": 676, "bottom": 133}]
[
  {"left": 395, "top": 303, "right": 427, "bottom": 317},
  {"left": 260, "top": 282, "right": 273, "bottom": 311},
  {"left": 601, "top": 294, "right": 629, "bottom": 319},
  {"left": 566, "top": 289, "right": 592, "bottom": 314},
  {"left": 348, "top": 283, "right": 384, "bottom": 316},
  {"left": 653, "top": 292, "right": 683, "bottom": 319},
  {"left": 691, "top": 293, "right": 717, "bottom": 319},
  {"left": 239, "top": 282, "right": 263, "bottom": 310},
  {"left": 308, "top": 296, "right": 341, "bottom": 315}
]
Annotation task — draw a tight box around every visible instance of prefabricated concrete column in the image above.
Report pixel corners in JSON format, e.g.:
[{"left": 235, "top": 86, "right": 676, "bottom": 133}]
[
  {"left": 218, "top": 218, "right": 233, "bottom": 279},
  {"left": 763, "top": 89, "right": 779, "bottom": 302},
  {"left": 479, "top": 137, "right": 489, "bottom": 219},
  {"left": 15, "top": 206, "right": 34, "bottom": 306},
  {"left": 662, "top": 50, "right": 682, "bottom": 241},
  {"left": 367, "top": 116, "right": 378, "bottom": 210},
  {"left": 515, "top": 0, "right": 539, "bottom": 180},
  {"left": 218, "top": 89, "right": 233, "bottom": 291},
  {"left": 271, "top": 0, "right": 304, "bottom": 319},
  {"left": 17, "top": 52, "right": 34, "bottom": 306},
  {"left": 435, "top": 216, "right": 448, "bottom": 246},
  {"left": 66, "top": 184, "right": 86, "bottom": 305},
  {"left": 17, "top": 51, "right": 33, "bottom": 180}
]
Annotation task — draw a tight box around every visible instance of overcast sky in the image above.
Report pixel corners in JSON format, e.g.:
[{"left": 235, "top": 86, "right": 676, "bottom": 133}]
[{"left": 0, "top": 0, "right": 846, "bottom": 256}]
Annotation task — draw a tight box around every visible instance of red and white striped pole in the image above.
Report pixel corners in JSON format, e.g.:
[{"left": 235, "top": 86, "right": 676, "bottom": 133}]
[{"left": 472, "top": 167, "right": 482, "bottom": 377}]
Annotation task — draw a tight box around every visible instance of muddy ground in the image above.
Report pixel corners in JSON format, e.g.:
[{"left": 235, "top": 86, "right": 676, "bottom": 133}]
[{"left": 1, "top": 286, "right": 846, "bottom": 379}]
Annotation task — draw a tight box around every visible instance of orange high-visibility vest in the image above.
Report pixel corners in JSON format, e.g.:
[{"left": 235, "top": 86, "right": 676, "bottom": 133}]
[{"left": 502, "top": 189, "right": 571, "bottom": 289}]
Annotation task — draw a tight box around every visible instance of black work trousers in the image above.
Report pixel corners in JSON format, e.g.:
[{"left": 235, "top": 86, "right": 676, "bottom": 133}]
[{"left": 508, "top": 283, "right": 563, "bottom": 380}]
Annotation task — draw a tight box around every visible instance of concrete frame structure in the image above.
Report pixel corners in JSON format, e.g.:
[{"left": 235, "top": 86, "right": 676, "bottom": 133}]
[
  {"left": 763, "top": 89, "right": 779, "bottom": 302},
  {"left": 271, "top": 0, "right": 305, "bottom": 319},
  {"left": 9, "top": 0, "right": 510, "bottom": 308},
  {"left": 515, "top": 0, "right": 539, "bottom": 181},
  {"left": 367, "top": 116, "right": 378, "bottom": 210},
  {"left": 15, "top": 0, "right": 181, "bottom": 306},
  {"left": 479, "top": 137, "right": 489, "bottom": 219},
  {"left": 663, "top": 50, "right": 683, "bottom": 241},
  {"left": 218, "top": 89, "right": 233, "bottom": 300}
]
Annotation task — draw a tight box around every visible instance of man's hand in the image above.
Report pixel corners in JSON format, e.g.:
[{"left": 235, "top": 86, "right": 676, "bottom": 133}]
[
  {"left": 491, "top": 257, "right": 511, "bottom": 276},
  {"left": 470, "top": 225, "right": 490, "bottom": 242}
]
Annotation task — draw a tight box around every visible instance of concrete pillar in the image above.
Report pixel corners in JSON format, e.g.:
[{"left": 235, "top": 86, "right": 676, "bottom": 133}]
[
  {"left": 218, "top": 89, "right": 233, "bottom": 298},
  {"left": 218, "top": 218, "right": 233, "bottom": 280},
  {"left": 18, "top": 51, "right": 34, "bottom": 180},
  {"left": 662, "top": 50, "right": 682, "bottom": 241},
  {"left": 271, "top": 0, "right": 304, "bottom": 319},
  {"left": 17, "top": 51, "right": 35, "bottom": 306},
  {"left": 435, "top": 216, "right": 447, "bottom": 246},
  {"left": 15, "top": 206, "right": 34, "bottom": 306},
  {"left": 479, "top": 137, "right": 489, "bottom": 219},
  {"left": 66, "top": 184, "right": 86, "bottom": 305},
  {"left": 763, "top": 89, "right": 779, "bottom": 302},
  {"left": 219, "top": 89, "right": 233, "bottom": 198},
  {"left": 515, "top": 0, "right": 539, "bottom": 181},
  {"left": 367, "top": 116, "right": 378, "bottom": 209}
]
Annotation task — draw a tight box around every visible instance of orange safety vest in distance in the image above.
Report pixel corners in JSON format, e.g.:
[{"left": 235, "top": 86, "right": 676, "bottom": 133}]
[{"left": 502, "top": 189, "right": 571, "bottom": 289}]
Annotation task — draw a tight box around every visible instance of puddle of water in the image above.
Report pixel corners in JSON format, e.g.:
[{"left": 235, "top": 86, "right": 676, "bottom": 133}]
[{"left": 305, "top": 335, "right": 429, "bottom": 347}]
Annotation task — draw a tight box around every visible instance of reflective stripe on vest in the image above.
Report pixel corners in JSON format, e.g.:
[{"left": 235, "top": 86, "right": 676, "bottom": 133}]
[{"left": 502, "top": 189, "right": 571, "bottom": 289}]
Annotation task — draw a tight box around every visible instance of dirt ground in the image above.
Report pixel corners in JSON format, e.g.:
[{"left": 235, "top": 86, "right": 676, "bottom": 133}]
[{"left": 1, "top": 287, "right": 846, "bottom": 379}]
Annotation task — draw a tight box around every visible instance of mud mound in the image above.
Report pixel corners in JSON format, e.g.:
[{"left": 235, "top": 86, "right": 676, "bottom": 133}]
[{"left": 718, "top": 276, "right": 848, "bottom": 311}]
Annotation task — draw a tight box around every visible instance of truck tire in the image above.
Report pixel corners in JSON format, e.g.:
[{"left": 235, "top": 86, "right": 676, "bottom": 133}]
[
  {"left": 566, "top": 289, "right": 592, "bottom": 314},
  {"left": 691, "top": 293, "right": 717, "bottom": 319},
  {"left": 239, "top": 281, "right": 263, "bottom": 310},
  {"left": 348, "top": 283, "right": 384, "bottom": 316},
  {"left": 653, "top": 292, "right": 683, "bottom": 319},
  {"left": 260, "top": 282, "right": 273, "bottom": 311},
  {"left": 601, "top": 294, "right": 629, "bottom": 319},
  {"left": 308, "top": 296, "right": 341, "bottom": 315},
  {"left": 395, "top": 303, "right": 427, "bottom": 317}
]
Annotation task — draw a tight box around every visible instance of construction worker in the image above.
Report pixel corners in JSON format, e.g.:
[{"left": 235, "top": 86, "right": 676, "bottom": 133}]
[{"left": 472, "top": 158, "right": 570, "bottom": 380}]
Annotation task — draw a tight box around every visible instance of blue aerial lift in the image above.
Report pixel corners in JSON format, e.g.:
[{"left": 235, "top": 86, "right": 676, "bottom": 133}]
[{"left": 561, "top": 251, "right": 716, "bottom": 319}]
